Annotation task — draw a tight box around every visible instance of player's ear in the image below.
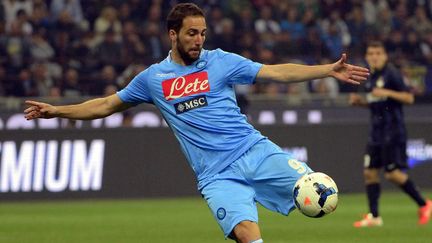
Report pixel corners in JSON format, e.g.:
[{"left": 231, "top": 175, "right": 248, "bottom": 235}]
[{"left": 169, "top": 29, "right": 177, "bottom": 42}]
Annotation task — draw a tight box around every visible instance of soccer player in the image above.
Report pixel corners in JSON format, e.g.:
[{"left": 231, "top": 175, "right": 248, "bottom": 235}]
[
  {"left": 25, "top": 3, "right": 369, "bottom": 242},
  {"left": 350, "top": 41, "right": 432, "bottom": 227}
]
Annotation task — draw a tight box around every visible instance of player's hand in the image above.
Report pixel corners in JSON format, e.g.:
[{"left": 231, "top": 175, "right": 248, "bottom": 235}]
[
  {"left": 330, "top": 53, "right": 369, "bottom": 85},
  {"left": 371, "top": 88, "right": 391, "bottom": 98},
  {"left": 24, "top": 100, "right": 59, "bottom": 120},
  {"left": 349, "top": 93, "right": 363, "bottom": 106}
]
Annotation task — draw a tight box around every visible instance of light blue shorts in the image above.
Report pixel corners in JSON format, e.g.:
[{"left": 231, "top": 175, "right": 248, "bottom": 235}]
[{"left": 200, "top": 139, "right": 312, "bottom": 238}]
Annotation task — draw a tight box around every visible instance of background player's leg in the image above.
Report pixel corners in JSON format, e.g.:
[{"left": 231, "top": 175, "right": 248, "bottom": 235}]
[
  {"left": 232, "top": 221, "right": 262, "bottom": 243},
  {"left": 364, "top": 168, "right": 381, "bottom": 218},
  {"left": 382, "top": 142, "right": 432, "bottom": 224},
  {"left": 384, "top": 169, "right": 426, "bottom": 207}
]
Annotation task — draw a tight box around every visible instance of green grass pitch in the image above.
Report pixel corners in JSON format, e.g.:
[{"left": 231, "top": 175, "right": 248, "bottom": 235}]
[{"left": 0, "top": 192, "right": 431, "bottom": 243}]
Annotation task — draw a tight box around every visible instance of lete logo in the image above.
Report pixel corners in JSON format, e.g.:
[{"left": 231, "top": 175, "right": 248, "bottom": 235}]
[{"left": 162, "top": 72, "right": 210, "bottom": 100}]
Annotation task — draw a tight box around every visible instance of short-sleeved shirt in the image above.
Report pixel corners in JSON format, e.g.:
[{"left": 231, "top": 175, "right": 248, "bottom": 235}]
[
  {"left": 364, "top": 64, "right": 409, "bottom": 145},
  {"left": 117, "top": 49, "right": 265, "bottom": 189}
]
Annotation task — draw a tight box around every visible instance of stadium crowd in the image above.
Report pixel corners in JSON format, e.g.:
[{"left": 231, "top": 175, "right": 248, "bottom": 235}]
[{"left": 1, "top": 0, "right": 432, "bottom": 99}]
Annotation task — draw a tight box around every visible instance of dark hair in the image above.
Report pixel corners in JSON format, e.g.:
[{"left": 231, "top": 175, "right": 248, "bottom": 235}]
[
  {"left": 166, "top": 3, "right": 205, "bottom": 33},
  {"left": 366, "top": 41, "right": 386, "bottom": 51}
]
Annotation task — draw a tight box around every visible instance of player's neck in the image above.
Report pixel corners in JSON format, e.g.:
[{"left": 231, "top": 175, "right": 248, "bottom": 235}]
[{"left": 170, "top": 49, "right": 190, "bottom": 66}]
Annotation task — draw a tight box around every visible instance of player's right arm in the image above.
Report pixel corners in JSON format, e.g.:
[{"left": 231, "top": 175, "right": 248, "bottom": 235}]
[{"left": 24, "top": 94, "right": 132, "bottom": 120}]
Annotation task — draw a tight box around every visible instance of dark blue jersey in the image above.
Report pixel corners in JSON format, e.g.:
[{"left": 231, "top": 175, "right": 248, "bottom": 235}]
[{"left": 364, "top": 64, "right": 409, "bottom": 145}]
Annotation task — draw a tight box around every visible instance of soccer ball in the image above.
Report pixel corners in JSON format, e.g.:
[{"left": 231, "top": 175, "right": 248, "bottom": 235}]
[{"left": 293, "top": 172, "right": 339, "bottom": 218}]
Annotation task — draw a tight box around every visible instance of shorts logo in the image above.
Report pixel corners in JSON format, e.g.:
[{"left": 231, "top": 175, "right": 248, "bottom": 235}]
[
  {"left": 174, "top": 95, "right": 208, "bottom": 114},
  {"left": 162, "top": 71, "right": 210, "bottom": 100},
  {"left": 217, "top": 207, "right": 226, "bottom": 220}
]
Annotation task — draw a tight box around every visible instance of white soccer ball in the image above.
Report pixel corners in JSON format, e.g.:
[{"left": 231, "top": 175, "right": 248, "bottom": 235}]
[{"left": 293, "top": 172, "right": 339, "bottom": 218}]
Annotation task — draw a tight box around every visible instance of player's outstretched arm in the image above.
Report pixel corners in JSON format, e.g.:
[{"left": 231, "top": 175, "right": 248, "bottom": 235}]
[
  {"left": 256, "top": 53, "right": 369, "bottom": 84},
  {"left": 24, "top": 94, "right": 133, "bottom": 120}
]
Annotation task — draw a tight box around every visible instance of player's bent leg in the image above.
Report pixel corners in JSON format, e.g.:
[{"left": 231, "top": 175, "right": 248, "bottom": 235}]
[
  {"left": 385, "top": 169, "right": 432, "bottom": 224},
  {"left": 201, "top": 174, "right": 260, "bottom": 240},
  {"left": 232, "top": 221, "right": 262, "bottom": 243},
  {"left": 383, "top": 169, "right": 407, "bottom": 185}
]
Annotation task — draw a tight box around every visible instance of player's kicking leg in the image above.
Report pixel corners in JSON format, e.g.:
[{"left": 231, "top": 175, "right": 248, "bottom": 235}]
[
  {"left": 232, "top": 221, "right": 263, "bottom": 243},
  {"left": 384, "top": 169, "right": 432, "bottom": 225}
]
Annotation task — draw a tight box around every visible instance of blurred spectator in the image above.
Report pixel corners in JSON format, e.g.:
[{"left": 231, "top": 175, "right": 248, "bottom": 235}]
[
  {"left": 384, "top": 30, "right": 404, "bottom": 57},
  {"left": 8, "top": 68, "right": 36, "bottom": 97},
  {"left": 0, "top": 2, "right": 4, "bottom": 22},
  {"left": 402, "top": 31, "right": 423, "bottom": 63},
  {"left": 118, "top": 2, "right": 132, "bottom": 23},
  {"left": 50, "top": 0, "right": 84, "bottom": 26},
  {"left": 62, "top": 67, "right": 82, "bottom": 97},
  {"left": 391, "top": 3, "right": 408, "bottom": 31},
  {"left": 347, "top": 6, "right": 368, "bottom": 53},
  {"left": 94, "top": 6, "right": 122, "bottom": 43},
  {"left": 69, "top": 31, "right": 98, "bottom": 72},
  {"left": 0, "top": 65, "right": 6, "bottom": 95},
  {"left": 93, "top": 28, "right": 122, "bottom": 68},
  {"left": 373, "top": 6, "right": 393, "bottom": 38},
  {"left": 103, "top": 84, "right": 118, "bottom": 96},
  {"left": 143, "top": 21, "right": 164, "bottom": 63},
  {"left": 420, "top": 30, "right": 432, "bottom": 63},
  {"left": 234, "top": 6, "right": 255, "bottom": 34},
  {"left": 254, "top": 5, "right": 281, "bottom": 34},
  {"left": 32, "top": 63, "right": 53, "bottom": 96},
  {"left": 30, "top": 2, "right": 51, "bottom": 31},
  {"left": 2, "top": 0, "right": 33, "bottom": 27},
  {"left": 117, "top": 63, "right": 146, "bottom": 88},
  {"left": 280, "top": 7, "right": 305, "bottom": 41},
  {"left": 363, "top": 0, "right": 389, "bottom": 25},
  {"left": 89, "top": 64, "right": 119, "bottom": 96},
  {"left": 121, "top": 20, "right": 146, "bottom": 65},
  {"left": 7, "top": 8, "right": 32, "bottom": 35},
  {"left": 30, "top": 30, "right": 55, "bottom": 62},
  {"left": 301, "top": 27, "right": 329, "bottom": 61},
  {"left": 255, "top": 5, "right": 280, "bottom": 49},
  {"left": 48, "top": 85, "right": 62, "bottom": 99},
  {"left": 208, "top": 6, "right": 225, "bottom": 36},
  {"left": 213, "top": 18, "right": 237, "bottom": 53},
  {"left": 0, "top": 21, "right": 31, "bottom": 73},
  {"left": 406, "top": 7, "right": 432, "bottom": 39},
  {"left": 320, "top": 11, "right": 351, "bottom": 49}
]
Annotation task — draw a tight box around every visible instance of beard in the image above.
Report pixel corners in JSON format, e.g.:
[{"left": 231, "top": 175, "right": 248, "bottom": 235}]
[{"left": 176, "top": 37, "right": 201, "bottom": 65}]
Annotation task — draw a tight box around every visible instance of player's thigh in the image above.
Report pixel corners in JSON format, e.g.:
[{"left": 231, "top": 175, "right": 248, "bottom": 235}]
[
  {"left": 201, "top": 179, "right": 258, "bottom": 239},
  {"left": 382, "top": 142, "right": 408, "bottom": 172},
  {"left": 251, "top": 153, "right": 312, "bottom": 215},
  {"left": 364, "top": 144, "right": 383, "bottom": 169}
]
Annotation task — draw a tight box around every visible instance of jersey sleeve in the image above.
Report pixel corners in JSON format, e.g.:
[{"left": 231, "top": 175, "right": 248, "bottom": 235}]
[
  {"left": 217, "top": 49, "right": 263, "bottom": 85},
  {"left": 389, "top": 67, "right": 409, "bottom": 92},
  {"left": 117, "top": 69, "right": 153, "bottom": 104}
]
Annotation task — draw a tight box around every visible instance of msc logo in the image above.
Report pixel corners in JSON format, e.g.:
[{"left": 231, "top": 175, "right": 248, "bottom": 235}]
[{"left": 174, "top": 95, "right": 208, "bottom": 114}]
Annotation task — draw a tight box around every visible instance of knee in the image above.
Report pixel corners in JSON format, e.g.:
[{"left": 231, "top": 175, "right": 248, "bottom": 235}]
[
  {"left": 232, "top": 221, "right": 261, "bottom": 243},
  {"left": 384, "top": 170, "right": 407, "bottom": 185},
  {"left": 363, "top": 169, "right": 379, "bottom": 184}
]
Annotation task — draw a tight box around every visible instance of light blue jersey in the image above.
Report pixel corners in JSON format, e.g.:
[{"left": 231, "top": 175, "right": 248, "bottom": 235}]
[{"left": 117, "top": 49, "right": 265, "bottom": 189}]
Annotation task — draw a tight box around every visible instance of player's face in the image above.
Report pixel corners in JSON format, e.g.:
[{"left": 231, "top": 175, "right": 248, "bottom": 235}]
[
  {"left": 175, "top": 16, "right": 206, "bottom": 64},
  {"left": 365, "top": 47, "right": 388, "bottom": 70}
]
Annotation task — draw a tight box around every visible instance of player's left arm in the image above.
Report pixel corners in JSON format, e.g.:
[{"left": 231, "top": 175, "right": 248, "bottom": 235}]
[
  {"left": 255, "top": 53, "right": 369, "bottom": 85},
  {"left": 371, "top": 88, "right": 414, "bottom": 105}
]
